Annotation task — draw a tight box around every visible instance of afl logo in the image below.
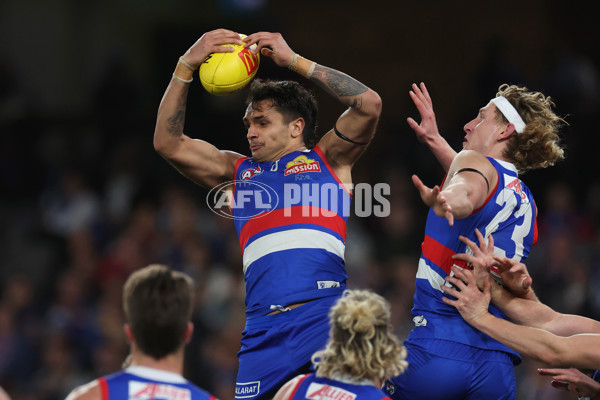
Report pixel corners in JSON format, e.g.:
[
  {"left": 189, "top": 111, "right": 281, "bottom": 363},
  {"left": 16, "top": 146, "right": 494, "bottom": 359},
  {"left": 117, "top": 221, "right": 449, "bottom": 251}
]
[{"left": 206, "top": 180, "right": 279, "bottom": 220}]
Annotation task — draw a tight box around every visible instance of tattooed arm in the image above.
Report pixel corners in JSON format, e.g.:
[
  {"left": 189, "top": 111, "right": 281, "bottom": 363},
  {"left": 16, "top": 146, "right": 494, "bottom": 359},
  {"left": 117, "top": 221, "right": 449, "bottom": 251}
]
[
  {"left": 153, "top": 29, "right": 244, "bottom": 188},
  {"left": 309, "top": 63, "right": 382, "bottom": 173},
  {"left": 243, "top": 32, "right": 381, "bottom": 181}
]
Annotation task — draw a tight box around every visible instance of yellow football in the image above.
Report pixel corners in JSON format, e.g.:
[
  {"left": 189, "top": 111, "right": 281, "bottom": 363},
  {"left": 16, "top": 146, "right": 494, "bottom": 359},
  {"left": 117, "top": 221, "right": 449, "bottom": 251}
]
[{"left": 199, "top": 35, "right": 260, "bottom": 96}]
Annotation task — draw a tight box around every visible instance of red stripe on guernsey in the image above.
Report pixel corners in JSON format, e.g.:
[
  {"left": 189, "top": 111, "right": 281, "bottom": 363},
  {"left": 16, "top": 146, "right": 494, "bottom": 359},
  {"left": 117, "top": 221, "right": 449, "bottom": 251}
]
[
  {"left": 422, "top": 234, "right": 468, "bottom": 274},
  {"left": 98, "top": 377, "right": 109, "bottom": 400},
  {"left": 471, "top": 175, "right": 499, "bottom": 215},
  {"left": 533, "top": 203, "right": 538, "bottom": 245},
  {"left": 239, "top": 206, "right": 347, "bottom": 250},
  {"left": 313, "top": 145, "right": 352, "bottom": 197},
  {"left": 290, "top": 374, "right": 311, "bottom": 399},
  {"left": 234, "top": 156, "right": 250, "bottom": 172},
  {"left": 233, "top": 156, "right": 250, "bottom": 199}
]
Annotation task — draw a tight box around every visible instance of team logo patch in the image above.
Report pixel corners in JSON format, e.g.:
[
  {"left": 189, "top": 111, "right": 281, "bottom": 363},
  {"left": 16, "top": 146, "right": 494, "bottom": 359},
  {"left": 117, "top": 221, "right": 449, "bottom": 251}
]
[
  {"left": 235, "top": 381, "right": 260, "bottom": 399},
  {"left": 241, "top": 166, "right": 263, "bottom": 180},
  {"left": 317, "top": 280, "right": 341, "bottom": 289},
  {"left": 413, "top": 315, "right": 427, "bottom": 327},
  {"left": 306, "top": 382, "right": 357, "bottom": 400},
  {"left": 128, "top": 381, "right": 191, "bottom": 400},
  {"left": 284, "top": 155, "right": 321, "bottom": 176}
]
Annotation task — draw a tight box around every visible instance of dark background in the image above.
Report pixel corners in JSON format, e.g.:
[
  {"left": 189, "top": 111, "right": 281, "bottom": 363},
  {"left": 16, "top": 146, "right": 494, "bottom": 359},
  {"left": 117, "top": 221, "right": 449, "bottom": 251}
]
[{"left": 0, "top": 0, "right": 599, "bottom": 399}]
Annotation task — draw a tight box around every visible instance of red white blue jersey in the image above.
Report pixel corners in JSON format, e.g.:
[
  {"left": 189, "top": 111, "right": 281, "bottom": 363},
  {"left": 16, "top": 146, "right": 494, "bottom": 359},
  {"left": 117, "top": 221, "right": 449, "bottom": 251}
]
[
  {"left": 98, "top": 366, "right": 217, "bottom": 400},
  {"left": 288, "top": 374, "right": 390, "bottom": 400},
  {"left": 233, "top": 146, "right": 351, "bottom": 318},
  {"left": 409, "top": 158, "right": 538, "bottom": 360}
]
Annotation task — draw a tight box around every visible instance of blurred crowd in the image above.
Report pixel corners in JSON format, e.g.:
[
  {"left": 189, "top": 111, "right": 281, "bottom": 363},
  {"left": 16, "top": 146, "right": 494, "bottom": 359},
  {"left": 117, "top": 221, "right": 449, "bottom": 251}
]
[{"left": 1, "top": 24, "right": 599, "bottom": 400}]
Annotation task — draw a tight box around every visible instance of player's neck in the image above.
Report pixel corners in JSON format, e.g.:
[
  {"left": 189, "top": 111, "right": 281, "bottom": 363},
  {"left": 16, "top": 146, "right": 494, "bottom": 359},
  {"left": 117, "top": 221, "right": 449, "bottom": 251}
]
[
  {"left": 129, "top": 349, "right": 184, "bottom": 375},
  {"left": 258, "top": 143, "right": 308, "bottom": 162}
]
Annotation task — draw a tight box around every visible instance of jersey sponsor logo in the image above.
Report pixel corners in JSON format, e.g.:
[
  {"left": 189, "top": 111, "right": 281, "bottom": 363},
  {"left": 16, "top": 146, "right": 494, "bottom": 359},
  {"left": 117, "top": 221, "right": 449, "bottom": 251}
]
[
  {"left": 317, "top": 280, "right": 341, "bottom": 289},
  {"left": 235, "top": 381, "right": 260, "bottom": 399},
  {"left": 284, "top": 155, "right": 321, "bottom": 176},
  {"left": 306, "top": 382, "right": 357, "bottom": 400},
  {"left": 128, "top": 381, "right": 191, "bottom": 400},
  {"left": 241, "top": 166, "right": 263, "bottom": 180}
]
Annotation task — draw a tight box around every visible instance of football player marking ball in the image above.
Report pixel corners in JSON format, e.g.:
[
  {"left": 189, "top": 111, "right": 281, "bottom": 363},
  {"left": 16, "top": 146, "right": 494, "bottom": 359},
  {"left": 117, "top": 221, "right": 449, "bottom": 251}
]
[{"left": 199, "top": 35, "right": 260, "bottom": 96}]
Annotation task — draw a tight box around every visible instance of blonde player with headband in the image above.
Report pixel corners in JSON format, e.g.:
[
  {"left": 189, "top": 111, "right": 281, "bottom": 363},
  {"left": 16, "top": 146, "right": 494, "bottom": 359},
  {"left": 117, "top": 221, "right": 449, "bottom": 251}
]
[
  {"left": 383, "top": 83, "right": 566, "bottom": 400},
  {"left": 274, "top": 289, "right": 408, "bottom": 400}
]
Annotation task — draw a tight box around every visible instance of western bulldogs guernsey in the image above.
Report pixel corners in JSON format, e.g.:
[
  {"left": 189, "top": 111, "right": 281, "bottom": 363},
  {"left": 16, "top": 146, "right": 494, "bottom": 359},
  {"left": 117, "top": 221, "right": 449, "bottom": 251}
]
[
  {"left": 384, "top": 158, "right": 537, "bottom": 400},
  {"left": 98, "top": 366, "right": 217, "bottom": 400},
  {"left": 233, "top": 146, "right": 351, "bottom": 318},
  {"left": 408, "top": 157, "right": 536, "bottom": 354},
  {"left": 288, "top": 374, "right": 391, "bottom": 400}
]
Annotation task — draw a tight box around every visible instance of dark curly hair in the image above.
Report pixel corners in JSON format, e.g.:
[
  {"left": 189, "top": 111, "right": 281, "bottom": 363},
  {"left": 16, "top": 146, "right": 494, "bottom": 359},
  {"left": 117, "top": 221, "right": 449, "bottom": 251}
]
[
  {"left": 494, "top": 84, "right": 566, "bottom": 173},
  {"left": 246, "top": 79, "right": 320, "bottom": 149}
]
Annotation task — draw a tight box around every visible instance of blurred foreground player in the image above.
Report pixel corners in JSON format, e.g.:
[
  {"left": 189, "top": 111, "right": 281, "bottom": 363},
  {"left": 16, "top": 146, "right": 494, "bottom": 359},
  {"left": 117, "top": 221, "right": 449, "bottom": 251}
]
[
  {"left": 274, "top": 289, "right": 407, "bottom": 400},
  {"left": 65, "top": 264, "right": 217, "bottom": 400}
]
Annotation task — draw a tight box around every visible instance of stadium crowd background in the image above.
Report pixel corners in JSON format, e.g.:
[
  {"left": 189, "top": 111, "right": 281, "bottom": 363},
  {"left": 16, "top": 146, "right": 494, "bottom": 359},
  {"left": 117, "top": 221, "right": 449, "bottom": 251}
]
[{"left": 0, "top": 0, "right": 598, "bottom": 399}]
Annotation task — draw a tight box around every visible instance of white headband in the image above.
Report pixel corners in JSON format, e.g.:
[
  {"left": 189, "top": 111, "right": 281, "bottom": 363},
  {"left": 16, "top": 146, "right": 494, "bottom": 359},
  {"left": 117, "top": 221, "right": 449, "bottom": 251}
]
[{"left": 490, "top": 96, "right": 526, "bottom": 133}]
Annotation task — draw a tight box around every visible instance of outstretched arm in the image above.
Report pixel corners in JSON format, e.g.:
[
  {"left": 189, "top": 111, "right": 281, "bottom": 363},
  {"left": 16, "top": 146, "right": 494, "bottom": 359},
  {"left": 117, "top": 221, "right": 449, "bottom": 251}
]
[
  {"left": 412, "top": 150, "right": 496, "bottom": 225},
  {"left": 243, "top": 32, "right": 381, "bottom": 181},
  {"left": 451, "top": 231, "right": 600, "bottom": 336},
  {"left": 408, "top": 82, "right": 456, "bottom": 172},
  {"left": 154, "top": 29, "right": 245, "bottom": 189},
  {"left": 442, "top": 268, "right": 600, "bottom": 370}
]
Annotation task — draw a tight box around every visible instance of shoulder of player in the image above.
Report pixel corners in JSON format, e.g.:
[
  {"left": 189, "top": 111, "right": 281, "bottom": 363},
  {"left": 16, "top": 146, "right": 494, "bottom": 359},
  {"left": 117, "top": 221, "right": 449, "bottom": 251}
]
[
  {"left": 223, "top": 150, "right": 247, "bottom": 165},
  {"left": 273, "top": 374, "right": 310, "bottom": 400},
  {"left": 449, "top": 150, "right": 498, "bottom": 183},
  {"left": 451, "top": 150, "right": 490, "bottom": 166},
  {"left": 65, "top": 379, "right": 103, "bottom": 400}
]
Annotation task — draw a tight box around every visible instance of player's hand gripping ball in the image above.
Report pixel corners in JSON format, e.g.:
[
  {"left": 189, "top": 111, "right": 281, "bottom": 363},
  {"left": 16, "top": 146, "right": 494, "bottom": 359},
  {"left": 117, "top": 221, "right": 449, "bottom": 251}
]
[{"left": 199, "top": 34, "right": 260, "bottom": 96}]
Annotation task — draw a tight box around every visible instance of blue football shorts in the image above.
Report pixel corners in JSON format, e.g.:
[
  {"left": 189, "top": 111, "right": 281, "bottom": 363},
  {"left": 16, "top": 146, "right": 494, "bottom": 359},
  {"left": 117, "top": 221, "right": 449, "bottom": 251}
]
[
  {"left": 383, "top": 338, "right": 517, "bottom": 400},
  {"left": 235, "top": 295, "right": 340, "bottom": 400}
]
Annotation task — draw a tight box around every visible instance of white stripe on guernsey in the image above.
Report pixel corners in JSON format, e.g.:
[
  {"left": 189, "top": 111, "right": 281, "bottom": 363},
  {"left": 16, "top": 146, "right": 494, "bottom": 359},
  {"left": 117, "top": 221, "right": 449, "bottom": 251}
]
[
  {"left": 416, "top": 258, "right": 447, "bottom": 292},
  {"left": 125, "top": 366, "right": 187, "bottom": 383},
  {"left": 242, "top": 229, "right": 345, "bottom": 274}
]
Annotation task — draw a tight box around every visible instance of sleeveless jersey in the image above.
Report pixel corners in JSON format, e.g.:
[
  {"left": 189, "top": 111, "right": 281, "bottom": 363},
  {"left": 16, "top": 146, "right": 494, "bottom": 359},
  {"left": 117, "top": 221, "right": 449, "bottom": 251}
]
[
  {"left": 233, "top": 146, "right": 351, "bottom": 318},
  {"left": 289, "top": 373, "right": 390, "bottom": 400},
  {"left": 99, "top": 366, "right": 217, "bottom": 400},
  {"left": 409, "top": 158, "right": 537, "bottom": 360}
]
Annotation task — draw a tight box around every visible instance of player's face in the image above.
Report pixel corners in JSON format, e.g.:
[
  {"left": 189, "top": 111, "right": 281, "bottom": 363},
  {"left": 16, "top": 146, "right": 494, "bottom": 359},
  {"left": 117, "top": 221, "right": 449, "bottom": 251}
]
[
  {"left": 462, "top": 103, "right": 506, "bottom": 155},
  {"left": 243, "top": 100, "right": 296, "bottom": 162}
]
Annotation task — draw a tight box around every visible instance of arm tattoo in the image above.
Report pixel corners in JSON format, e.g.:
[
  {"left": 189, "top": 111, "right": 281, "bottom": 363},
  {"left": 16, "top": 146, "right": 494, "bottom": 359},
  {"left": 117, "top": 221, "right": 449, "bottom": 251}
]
[
  {"left": 166, "top": 86, "right": 189, "bottom": 137},
  {"left": 310, "top": 65, "right": 368, "bottom": 109}
]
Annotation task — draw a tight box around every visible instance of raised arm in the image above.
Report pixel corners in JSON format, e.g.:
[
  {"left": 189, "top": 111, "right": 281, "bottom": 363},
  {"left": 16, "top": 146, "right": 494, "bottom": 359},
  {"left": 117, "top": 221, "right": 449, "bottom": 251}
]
[
  {"left": 407, "top": 82, "right": 456, "bottom": 171},
  {"left": 154, "top": 29, "right": 245, "bottom": 189},
  {"left": 493, "top": 286, "right": 600, "bottom": 336},
  {"left": 243, "top": 32, "right": 381, "bottom": 182}
]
